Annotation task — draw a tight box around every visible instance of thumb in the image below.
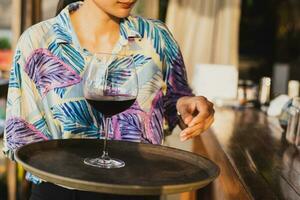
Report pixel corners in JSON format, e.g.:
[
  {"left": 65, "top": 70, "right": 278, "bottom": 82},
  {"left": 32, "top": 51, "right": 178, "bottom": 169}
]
[{"left": 178, "top": 107, "right": 193, "bottom": 125}]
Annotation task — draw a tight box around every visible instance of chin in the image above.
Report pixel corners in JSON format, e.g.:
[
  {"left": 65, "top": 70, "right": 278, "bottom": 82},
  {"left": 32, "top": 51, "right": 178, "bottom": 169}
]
[{"left": 112, "top": 8, "right": 132, "bottom": 18}]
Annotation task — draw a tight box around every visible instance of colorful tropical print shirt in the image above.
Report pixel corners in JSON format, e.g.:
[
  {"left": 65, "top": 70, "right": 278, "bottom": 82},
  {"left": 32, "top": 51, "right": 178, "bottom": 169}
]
[{"left": 3, "top": 2, "right": 193, "bottom": 183}]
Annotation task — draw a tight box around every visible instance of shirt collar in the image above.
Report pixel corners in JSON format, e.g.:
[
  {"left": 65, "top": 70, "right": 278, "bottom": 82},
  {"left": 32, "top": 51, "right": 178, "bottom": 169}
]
[{"left": 53, "top": 1, "right": 142, "bottom": 47}]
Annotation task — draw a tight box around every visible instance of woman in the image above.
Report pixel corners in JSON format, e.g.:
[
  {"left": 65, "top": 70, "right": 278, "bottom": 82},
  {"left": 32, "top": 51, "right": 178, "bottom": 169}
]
[{"left": 3, "top": 0, "right": 214, "bottom": 199}]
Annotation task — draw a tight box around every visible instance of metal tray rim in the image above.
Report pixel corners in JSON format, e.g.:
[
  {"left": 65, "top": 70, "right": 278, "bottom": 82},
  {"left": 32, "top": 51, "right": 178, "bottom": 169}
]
[{"left": 15, "top": 139, "right": 220, "bottom": 195}]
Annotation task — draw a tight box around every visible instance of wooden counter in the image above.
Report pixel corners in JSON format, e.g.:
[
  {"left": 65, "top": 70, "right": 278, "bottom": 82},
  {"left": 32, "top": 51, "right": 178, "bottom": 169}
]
[{"left": 165, "top": 108, "right": 300, "bottom": 200}]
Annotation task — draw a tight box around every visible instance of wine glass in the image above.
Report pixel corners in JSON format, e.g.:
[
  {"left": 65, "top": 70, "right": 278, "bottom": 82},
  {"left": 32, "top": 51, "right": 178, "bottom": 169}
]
[{"left": 83, "top": 53, "right": 138, "bottom": 169}]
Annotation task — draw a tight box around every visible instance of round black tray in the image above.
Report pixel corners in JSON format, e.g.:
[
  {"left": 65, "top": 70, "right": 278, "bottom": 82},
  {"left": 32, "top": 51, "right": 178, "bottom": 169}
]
[{"left": 15, "top": 139, "right": 219, "bottom": 195}]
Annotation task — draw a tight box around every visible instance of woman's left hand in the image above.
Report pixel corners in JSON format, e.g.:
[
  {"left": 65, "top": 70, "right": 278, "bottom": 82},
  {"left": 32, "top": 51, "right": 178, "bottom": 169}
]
[{"left": 176, "top": 96, "right": 215, "bottom": 141}]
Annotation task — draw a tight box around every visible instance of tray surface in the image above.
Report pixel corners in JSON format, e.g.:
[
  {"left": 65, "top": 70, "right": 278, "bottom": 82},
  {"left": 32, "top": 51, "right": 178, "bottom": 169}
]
[{"left": 15, "top": 139, "right": 219, "bottom": 195}]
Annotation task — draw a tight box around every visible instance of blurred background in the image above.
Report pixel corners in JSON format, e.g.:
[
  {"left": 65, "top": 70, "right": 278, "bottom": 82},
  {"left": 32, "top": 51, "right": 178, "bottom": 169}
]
[{"left": 0, "top": 0, "right": 299, "bottom": 200}]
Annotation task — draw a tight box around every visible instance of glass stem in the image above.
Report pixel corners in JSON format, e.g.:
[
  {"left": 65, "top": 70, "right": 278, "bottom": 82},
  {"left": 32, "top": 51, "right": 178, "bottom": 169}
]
[{"left": 101, "top": 117, "right": 110, "bottom": 160}]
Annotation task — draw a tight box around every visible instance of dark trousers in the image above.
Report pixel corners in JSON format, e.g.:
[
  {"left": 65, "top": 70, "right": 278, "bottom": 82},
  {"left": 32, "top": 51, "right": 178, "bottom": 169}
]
[{"left": 30, "top": 182, "right": 160, "bottom": 200}]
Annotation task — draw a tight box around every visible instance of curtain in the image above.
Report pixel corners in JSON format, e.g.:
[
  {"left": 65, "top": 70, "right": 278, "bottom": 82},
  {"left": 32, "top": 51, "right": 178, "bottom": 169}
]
[{"left": 166, "top": 0, "right": 241, "bottom": 81}]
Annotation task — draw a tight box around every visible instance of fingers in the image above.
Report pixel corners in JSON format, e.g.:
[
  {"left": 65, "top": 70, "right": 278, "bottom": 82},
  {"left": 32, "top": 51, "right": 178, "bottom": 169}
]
[
  {"left": 180, "top": 123, "right": 205, "bottom": 139},
  {"left": 190, "top": 109, "right": 215, "bottom": 127},
  {"left": 188, "top": 98, "right": 214, "bottom": 127},
  {"left": 179, "top": 110, "right": 193, "bottom": 125},
  {"left": 180, "top": 117, "right": 214, "bottom": 141},
  {"left": 177, "top": 96, "right": 215, "bottom": 141},
  {"left": 176, "top": 96, "right": 214, "bottom": 137},
  {"left": 180, "top": 115, "right": 214, "bottom": 141},
  {"left": 177, "top": 103, "right": 195, "bottom": 125},
  {"left": 185, "top": 118, "right": 214, "bottom": 140}
]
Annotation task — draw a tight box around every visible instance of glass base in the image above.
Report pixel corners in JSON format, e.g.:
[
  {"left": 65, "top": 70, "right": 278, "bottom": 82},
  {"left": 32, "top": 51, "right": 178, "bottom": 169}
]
[{"left": 84, "top": 157, "right": 125, "bottom": 169}]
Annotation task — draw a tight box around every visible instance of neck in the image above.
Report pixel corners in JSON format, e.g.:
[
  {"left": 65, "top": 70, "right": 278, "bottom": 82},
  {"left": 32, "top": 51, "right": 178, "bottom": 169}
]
[
  {"left": 72, "top": 0, "right": 120, "bottom": 36},
  {"left": 70, "top": 0, "right": 120, "bottom": 52}
]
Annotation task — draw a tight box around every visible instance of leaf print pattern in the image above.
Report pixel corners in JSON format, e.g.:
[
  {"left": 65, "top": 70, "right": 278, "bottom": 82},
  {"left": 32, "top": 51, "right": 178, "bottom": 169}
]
[
  {"left": 132, "top": 54, "right": 151, "bottom": 68},
  {"left": 50, "top": 43, "right": 85, "bottom": 74},
  {"left": 107, "top": 56, "right": 133, "bottom": 86},
  {"left": 148, "top": 90, "right": 164, "bottom": 144},
  {"left": 131, "top": 16, "right": 194, "bottom": 130},
  {"left": 9, "top": 50, "right": 22, "bottom": 88},
  {"left": 5, "top": 117, "right": 48, "bottom": 150},
  {"left": 135, "top": 17, "right": 164, "bottom": 61},
  {"left": 24, "top": 48, "right": 81, "bottom": 97},
  {"left": 51, "top": 100, "right": 100, "bottom": 138},
  {"left": 112, "top": 101, "right": 145, "bottom": 142},
  {"left": 112, "top": 95, "right": 163, "bottom": 144}
]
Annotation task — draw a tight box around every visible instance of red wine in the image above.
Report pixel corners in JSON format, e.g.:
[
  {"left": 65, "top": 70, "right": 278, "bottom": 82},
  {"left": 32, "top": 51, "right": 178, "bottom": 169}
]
[{"left": 86, "top": 95, "right": 136, "bottom": 117}]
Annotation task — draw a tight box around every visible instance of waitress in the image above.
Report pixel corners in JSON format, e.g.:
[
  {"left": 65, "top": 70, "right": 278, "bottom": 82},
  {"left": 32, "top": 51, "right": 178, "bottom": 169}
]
[{"left": 3, "top": 0, "right": 214, "bottom": 199}]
